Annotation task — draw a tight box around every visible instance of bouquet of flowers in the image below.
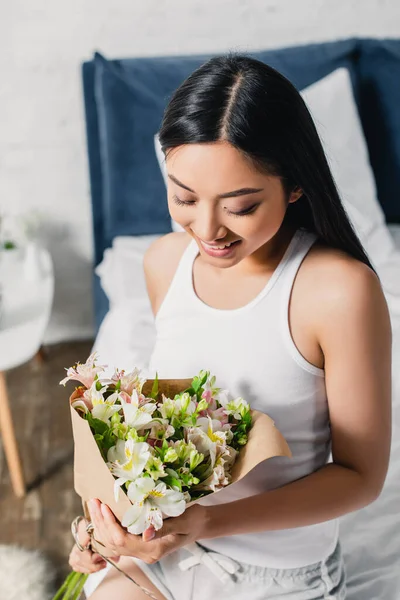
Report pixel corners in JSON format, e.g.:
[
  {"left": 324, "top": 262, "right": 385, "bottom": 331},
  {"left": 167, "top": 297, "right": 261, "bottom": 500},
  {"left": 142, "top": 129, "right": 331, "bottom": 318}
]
[{"left": 54, "top": 352, "right": 291, "bottom": 599}]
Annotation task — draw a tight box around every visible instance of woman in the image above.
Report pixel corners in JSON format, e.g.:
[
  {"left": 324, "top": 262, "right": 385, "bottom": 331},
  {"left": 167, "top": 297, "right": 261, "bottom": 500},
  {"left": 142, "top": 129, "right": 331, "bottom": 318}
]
[{"left": 70, "top": 54, "right": 391, "bottom": 599}]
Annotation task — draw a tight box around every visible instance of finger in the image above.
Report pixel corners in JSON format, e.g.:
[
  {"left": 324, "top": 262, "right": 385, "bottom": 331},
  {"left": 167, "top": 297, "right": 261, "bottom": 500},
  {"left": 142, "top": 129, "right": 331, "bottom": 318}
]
[
  {"left": 100, "top": 503, "right": 117, "bottom": 524},
  {"left": 71, "top": 554, "right": 107, "bottom": 572},
  {"left": 77, "top": 518, "right": 91, "bottom": 547},
  {"left": 91, "top": 553, "right": 107, "bottom": 564},
  {"left": 149, "top": 518, "right": 181, "bottom": 541},
  {"left": 142, "top": 526, "right": 156, "bottom": 542},
  {"left": 89, "top": 560, "right": 107, "bottom": 572},
  {"left": 99, "top": 503, "right": 127, "bottom": 547},
  {"left": 88, "top": 499, "right": 109, "bottom": 546}
]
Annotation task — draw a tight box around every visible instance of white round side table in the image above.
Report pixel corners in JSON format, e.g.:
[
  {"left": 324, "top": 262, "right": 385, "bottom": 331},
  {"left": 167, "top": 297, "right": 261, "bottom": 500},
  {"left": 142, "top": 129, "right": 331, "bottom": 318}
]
[{"left": 0, "top": 245, "right": 54, "bottom": 497}]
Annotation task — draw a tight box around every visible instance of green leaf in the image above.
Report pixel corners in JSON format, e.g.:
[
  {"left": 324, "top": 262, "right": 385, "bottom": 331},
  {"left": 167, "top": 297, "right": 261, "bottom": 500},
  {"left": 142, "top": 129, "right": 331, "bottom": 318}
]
[
  {"left": 93, "top": 434, "right": 107, "bottom": 460},
  {"left": 86, "top": 413, "right": 109, "bottom": 435},
  {"left": 4, "top": 241, "right": 17, "bottom": 250},
  {"left": 162, "top": 475, "right": 182, "bottom": 491},
  {"left": 149, "top": 373, "right": 159, "bottom": 399}
]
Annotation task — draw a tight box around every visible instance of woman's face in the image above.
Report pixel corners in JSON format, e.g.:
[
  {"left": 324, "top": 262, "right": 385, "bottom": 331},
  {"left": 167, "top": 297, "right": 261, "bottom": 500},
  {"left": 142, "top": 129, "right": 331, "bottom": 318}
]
[{"left": 166, "top": 141, "right": 301, "bottom": 268}]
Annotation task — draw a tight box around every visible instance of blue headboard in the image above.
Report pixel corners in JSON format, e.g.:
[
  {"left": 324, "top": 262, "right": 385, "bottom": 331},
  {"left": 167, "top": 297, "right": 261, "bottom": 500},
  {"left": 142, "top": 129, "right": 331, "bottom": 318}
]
[{"left": 81, "top": 37, "right": 400, "bottom": 332}]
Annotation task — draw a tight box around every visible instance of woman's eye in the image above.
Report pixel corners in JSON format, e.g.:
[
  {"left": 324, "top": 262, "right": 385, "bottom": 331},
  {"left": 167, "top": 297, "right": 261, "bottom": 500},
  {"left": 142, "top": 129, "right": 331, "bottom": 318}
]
[
  {"left": 226, "top": 204, "right": 259, "bottom": 217},
  {"left": 172, "top": 195, "right": 196, "bottom": 207}
]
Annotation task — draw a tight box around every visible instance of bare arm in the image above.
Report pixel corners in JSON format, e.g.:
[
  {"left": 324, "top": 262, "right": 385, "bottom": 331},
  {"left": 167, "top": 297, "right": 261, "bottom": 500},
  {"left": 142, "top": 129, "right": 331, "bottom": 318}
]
[{"left": 201, "top": 261, "right": 392, "bottom": 538}]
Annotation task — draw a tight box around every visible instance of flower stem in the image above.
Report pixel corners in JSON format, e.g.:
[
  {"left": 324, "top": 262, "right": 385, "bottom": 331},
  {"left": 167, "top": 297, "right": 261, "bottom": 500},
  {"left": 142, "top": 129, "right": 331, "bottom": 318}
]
[
  {"left": 69, "top": 572, "right": 88, "bottom": 600},
  {"left": 52, "top": 571, "right": 88, "bottom": 600}
]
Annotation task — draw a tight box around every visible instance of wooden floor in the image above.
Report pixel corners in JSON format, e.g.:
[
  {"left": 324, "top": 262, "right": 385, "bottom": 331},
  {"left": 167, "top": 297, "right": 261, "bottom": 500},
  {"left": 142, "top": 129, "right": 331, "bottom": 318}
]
[{"left": 0, "top": 340, "right": 94, "bottom": 582}]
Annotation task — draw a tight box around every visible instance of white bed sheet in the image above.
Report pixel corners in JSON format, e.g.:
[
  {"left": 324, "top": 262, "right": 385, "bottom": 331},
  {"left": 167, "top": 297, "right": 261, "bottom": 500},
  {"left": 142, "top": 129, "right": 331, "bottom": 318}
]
[{"left": 92, "top": 225, "right": 400, "bottom": 599}]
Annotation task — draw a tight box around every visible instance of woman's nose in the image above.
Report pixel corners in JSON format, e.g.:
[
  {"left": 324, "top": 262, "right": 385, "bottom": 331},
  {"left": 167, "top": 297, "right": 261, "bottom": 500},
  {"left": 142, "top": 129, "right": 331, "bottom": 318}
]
[{"left": 194, "top": 207, "right": 227, "bottom": 242}]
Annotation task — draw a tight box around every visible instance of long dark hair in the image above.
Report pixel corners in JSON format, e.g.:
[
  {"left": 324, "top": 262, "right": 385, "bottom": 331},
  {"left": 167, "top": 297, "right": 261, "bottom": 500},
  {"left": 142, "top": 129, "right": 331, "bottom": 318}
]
[{"left": 159, "top": 54, "right": 374, "bottom": 271}]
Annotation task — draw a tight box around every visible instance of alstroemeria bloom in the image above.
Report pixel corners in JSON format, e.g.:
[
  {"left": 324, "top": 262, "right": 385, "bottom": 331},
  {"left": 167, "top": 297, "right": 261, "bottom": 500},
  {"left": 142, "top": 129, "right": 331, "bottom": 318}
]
[
  {"left": 193, "top": 444, "right": 237, "bottom": 492},
  {"left": 207, "top": 406, "right": 229, "bottom": 426},
  {"left": 143, "top": 418, "right": 175, "bottom": 441},
  {"left": 122, "top": 477, "right": 185, "bottom": 534},
  {"left": 159, "top": 393, "right": 197, "bottom": 427},
  {"left": 145, "top": 455, "right": 166, "bottom": 480},
  {"left": 187, "top": 417, "right": 232, "bottom": 467},
  {"left": 218, "top": 393, "right": 250, "bottom": 420},
  {"left": 201, "top": 375, "right": 222, "bottom": 411},
  {"left": 76, "top": 380, "right": 109, "bottom": 412},
  {"left": 110, "top": 367, "right": 146, "bottom": 395},
  {"left": 59, "top": 351, "right": 106, "bottom": 388},
  {"left": 122, "top": 390, "right": 156, "bottom": 429},
  {"left": 107, "top": 439, "right": 151, "bottom": 500}
]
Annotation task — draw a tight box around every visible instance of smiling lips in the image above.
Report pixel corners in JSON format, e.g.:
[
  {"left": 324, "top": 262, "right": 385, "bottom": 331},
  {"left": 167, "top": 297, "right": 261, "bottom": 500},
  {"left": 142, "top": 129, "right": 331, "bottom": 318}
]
[{"left": 199, "top": 238, "right": 241, "bottom": 257}]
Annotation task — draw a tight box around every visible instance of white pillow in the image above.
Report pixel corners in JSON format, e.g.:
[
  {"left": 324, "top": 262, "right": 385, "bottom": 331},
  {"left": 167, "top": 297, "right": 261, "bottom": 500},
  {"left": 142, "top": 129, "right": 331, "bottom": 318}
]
[
  {"left": 94, "top": 235, "right": 161, "bottom": 309},
  {"left": 154, "top": 68, "right": 394, "bottom": 263},
  {"left": 301, "top": 68, "right": 394, "bottom": 266},
  {"left": 91, "top": 301, "right": 156, "bottom": 377},
  {"left": 94, "top": 235, "right": 160, "bottom": 372},
  {"left": 389, "top": 224, "right": 400, "bottom": 252}
]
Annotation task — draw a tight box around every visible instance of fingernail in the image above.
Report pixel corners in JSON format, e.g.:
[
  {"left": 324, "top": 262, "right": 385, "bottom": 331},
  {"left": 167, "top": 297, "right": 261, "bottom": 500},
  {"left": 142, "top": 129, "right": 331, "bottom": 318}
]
[
  {"left": 100, "top": 503, "right": 108, "bottom": 516},
  {"left": 144, "top": 530, "right": 155, "bottom": 541}
]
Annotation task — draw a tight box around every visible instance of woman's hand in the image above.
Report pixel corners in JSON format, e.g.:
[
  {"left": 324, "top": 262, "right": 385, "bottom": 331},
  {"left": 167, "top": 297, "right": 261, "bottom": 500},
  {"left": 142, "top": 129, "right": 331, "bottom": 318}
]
[
  {"left": 87, "top": 498, "right": 210, "bottom": 564},
  {"left": 68, "top": 516, "right": 117, "bottom": 574}
]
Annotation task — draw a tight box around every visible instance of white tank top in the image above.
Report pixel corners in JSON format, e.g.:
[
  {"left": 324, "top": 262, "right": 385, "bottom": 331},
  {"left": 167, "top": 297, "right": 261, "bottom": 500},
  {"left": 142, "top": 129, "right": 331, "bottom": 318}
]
[{"left": 148, "top": 228, "right": 339, "bottom": 569}]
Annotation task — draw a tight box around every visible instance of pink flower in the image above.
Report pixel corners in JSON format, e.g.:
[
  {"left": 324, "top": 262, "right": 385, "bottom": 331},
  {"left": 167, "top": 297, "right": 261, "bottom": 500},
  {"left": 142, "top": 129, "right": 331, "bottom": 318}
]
[
  {"left": 59, "top": 352, "right": 106, "bottom": 388},
  {"left": 119, "top": 391, "right": 132, "bottom": 404},
  {"left": 111, "top": 368, "right": 146, "bottom": 396},
  {"left": 207, "top": 406, "right": 229, "bottom": 426},
  {"left": 201, "top": 389, "right": 217, "bottom": 411}
]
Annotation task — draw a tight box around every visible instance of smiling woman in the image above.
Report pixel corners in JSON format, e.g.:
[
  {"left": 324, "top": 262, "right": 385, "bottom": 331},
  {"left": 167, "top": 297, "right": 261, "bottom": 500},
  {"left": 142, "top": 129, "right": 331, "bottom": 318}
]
[
  {"left": 81, "top": 54, "right": 391, "bottom": 600},
  {"left": 165, "top": 142, "right": 302, "bottom": 266}
]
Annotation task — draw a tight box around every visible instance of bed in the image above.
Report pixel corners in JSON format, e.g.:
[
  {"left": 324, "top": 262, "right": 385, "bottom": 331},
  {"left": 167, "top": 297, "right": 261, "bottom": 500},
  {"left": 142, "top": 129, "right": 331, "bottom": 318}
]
[{"left": 82, "top": 38, "right": 400, "bottom": 598}]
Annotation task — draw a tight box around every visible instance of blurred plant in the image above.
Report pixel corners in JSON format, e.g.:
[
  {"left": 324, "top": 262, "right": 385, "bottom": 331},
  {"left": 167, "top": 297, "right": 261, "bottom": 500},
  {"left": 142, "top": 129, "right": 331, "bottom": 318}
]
[{"left": 0, "top": 210, "right": 42, "bottom": 250}]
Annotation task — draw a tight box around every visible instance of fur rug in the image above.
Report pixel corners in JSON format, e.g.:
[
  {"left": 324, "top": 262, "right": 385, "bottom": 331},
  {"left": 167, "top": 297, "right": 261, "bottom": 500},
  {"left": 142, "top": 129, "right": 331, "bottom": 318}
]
[{"left": 0, "top": 545, "right": 55, "bottom": 600}]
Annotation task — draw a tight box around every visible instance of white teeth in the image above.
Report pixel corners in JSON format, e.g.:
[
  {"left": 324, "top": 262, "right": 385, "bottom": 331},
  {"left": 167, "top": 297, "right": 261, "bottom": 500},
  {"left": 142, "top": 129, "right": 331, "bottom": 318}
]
[{"left": 204, "top": 241, "right": 234, "bottom": 250}]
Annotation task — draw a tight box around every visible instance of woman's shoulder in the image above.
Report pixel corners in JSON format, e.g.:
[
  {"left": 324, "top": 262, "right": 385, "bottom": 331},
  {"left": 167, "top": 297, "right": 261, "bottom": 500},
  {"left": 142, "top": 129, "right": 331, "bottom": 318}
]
[
  {"left": 299, "top": 241, "right": 386, "bottom": 332},
  {"left": 292, "top": 241, "right": 389, "bottom": 368},
  {"left": 304, "top": 242, "right": 380, "bottom": 298},
  {"left": 144, "top": 232, "right": 192, "bottom": 315}
]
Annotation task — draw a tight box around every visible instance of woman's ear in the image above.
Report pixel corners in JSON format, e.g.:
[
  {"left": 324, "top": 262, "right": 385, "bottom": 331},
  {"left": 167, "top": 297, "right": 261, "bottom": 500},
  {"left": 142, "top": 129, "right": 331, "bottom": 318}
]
[{"left": 288, "top": 187, "right": 303, "bottom": 204}]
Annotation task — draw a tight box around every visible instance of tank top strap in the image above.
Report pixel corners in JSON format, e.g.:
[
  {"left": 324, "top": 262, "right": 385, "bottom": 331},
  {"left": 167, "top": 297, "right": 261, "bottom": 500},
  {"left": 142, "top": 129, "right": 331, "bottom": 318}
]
[
  {"left": 278, "top": 228, "right": 318, "bottom": 303},
  {"left": 276, "top": 228, "right": 323, "bottom": 376}
]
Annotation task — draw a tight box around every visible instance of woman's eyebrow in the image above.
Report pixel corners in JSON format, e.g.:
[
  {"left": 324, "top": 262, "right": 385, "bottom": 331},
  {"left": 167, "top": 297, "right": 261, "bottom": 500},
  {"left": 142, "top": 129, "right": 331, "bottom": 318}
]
[{"left": 168, "top": 174, "right": 263, "bottom": 198}]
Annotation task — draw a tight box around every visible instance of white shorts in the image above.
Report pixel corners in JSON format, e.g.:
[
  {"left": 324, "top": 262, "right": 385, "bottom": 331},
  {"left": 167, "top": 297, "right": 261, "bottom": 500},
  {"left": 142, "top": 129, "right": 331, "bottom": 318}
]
[{"left": 84, "top": 540, "right": 346, "bottom": 600}]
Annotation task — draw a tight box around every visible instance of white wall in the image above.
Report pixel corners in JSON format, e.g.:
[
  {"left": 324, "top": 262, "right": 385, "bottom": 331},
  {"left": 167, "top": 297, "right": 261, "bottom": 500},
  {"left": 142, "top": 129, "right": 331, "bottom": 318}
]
[{"left": 2, "top": 0, "right": 400, "bottom": 344}]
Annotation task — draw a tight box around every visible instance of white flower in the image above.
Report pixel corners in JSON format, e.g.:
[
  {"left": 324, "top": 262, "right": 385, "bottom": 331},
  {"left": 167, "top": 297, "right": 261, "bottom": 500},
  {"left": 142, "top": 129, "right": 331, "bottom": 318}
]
[
  {"left": 145, "top": 455, "right": 166, "bottom": 480},
  {"left": 170, "top": 439, "right": 197, "bottom": 462},
  {"left": 193, "top": 445, "right": 237, "bottom": 492},
  {"left": 84, "top": 382, "right": 121, "bottom": 425},
  {"left": 122, "top": 390, "right": 156, "bottom": 430},
  {"left": 84, "top": 380, "right": 108, "bottom": 407},
  {"left": 107, "top": 439, "right": 151, "bottom": 500},
  {"left": 71, "top": 399, "right": 89, "bottom": 414},
  {"left": 175, "top": 392, "right": 196, "bottom": 415},
  {"left": 158, "top": 393, "right": 196, "bottom": 423},
  {"left": 110, "top": 367, "right": 146, "bottom": 395},
  {"left": 218, "top": 393, "right": 250, "bottom": 420},
  {"left": 143, "top": 419, "right": 175, "bottom": 441},
  {"left": 187, "top": 417, "right": 231, "bottom": 467},
  {"left": 122, "top": 477, "right": 186, "bottom": 534}
]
